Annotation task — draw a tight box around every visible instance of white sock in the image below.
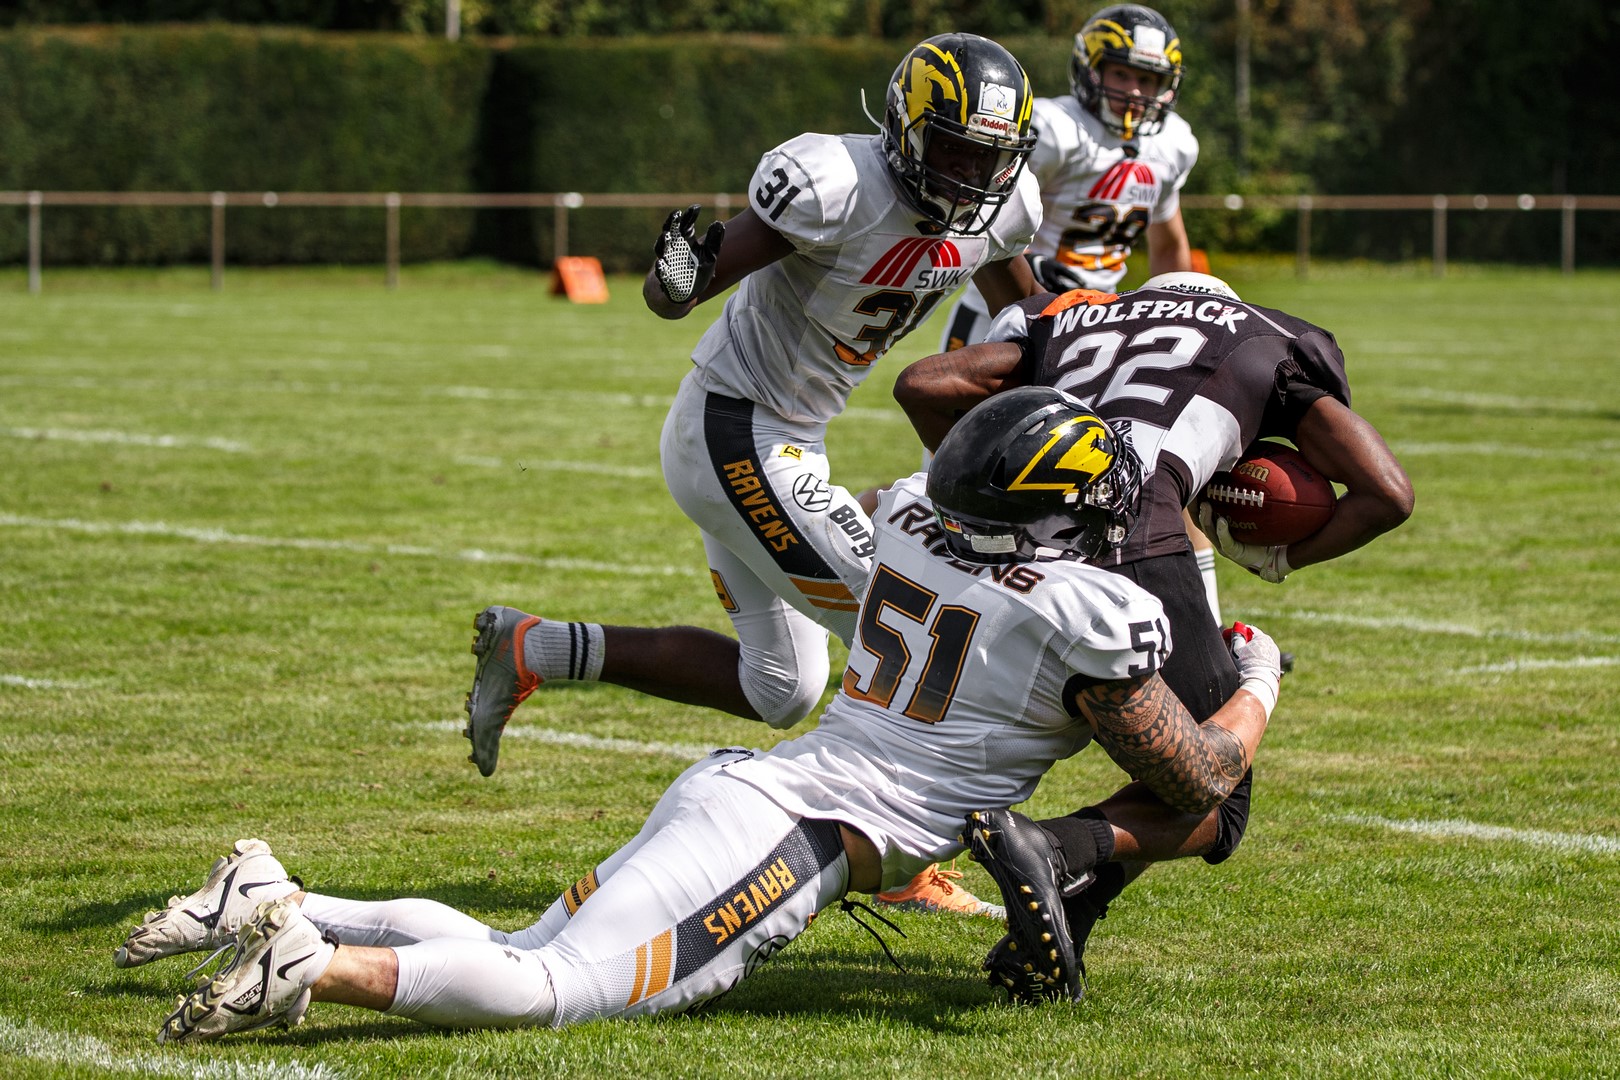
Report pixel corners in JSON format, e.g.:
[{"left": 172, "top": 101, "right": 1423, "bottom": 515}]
[
  {"left": 1195, "top": 547, "right": 1221, "bottom": 626},
  {"left": 522, "top": 619, "right": 605, "bottom": 682}
]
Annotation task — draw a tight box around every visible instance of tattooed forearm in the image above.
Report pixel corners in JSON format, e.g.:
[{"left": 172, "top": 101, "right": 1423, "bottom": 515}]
[{"left": 1076, "top": 673, "right": 1251, "bottom": 814}]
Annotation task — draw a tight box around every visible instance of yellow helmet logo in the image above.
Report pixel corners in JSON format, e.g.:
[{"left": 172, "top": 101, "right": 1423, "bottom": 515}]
[
  {"left": 899, "top": 44, "right": 967, "bottom": 127},
  {"left": 1008, "top": 415, "right": 1116, "bottom": 495},
  {"left": 1084, "top": 19, "right": 1182, "bottom": 69},
  {"left": 1083, "top": 19, "right": 1132, "bottom": 62}
]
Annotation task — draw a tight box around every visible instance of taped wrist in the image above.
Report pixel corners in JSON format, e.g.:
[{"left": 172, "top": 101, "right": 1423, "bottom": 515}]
[{"left": 1239, "top": 674, "right": 1279, "bottom": 719}]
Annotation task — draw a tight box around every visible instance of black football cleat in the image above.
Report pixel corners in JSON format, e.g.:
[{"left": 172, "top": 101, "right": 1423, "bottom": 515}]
[{"left": 963, "top": 808, "right": 1082, "bottom": 1002}]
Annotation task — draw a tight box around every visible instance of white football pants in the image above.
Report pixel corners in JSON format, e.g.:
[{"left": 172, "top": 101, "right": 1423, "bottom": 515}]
[
  {"left": 300, "top": 752, "right": 850, "bottom": 1028},
  {"left": 659, "top": 370, "right": 875, "bottom": 728}
]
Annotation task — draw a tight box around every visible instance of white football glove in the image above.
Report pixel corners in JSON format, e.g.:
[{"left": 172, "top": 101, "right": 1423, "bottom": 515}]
[
  {"left": 653, "top": 203, "right": 725, "bottom": 305},
  {"left": 1222, "top": 621, "right": 1283, "bottom": 719},
  {"left": 1197, "top": 501, "right": 1293, "bottom": 583}
]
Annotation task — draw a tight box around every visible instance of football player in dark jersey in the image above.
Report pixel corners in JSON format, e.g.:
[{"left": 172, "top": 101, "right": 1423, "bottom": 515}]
[{"left": 893, "top": 270, "right": 1413, "bottom": 998}]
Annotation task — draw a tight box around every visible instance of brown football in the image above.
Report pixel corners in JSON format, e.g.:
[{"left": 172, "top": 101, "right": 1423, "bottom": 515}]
[{"left": 1201, "top": 442, "right": 1337, "bottom": 547}]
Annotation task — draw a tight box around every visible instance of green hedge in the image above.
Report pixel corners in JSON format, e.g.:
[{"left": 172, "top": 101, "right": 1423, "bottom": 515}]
[
  {"left": 0, "top": 28, "right": 1077, "bottom": 270},
  {"left": 4, "top": 25, "right": 1612, "bottom": 270},
  {"left": 0, "top": 26, "right": 491, "bottom": 264},
  {"left": 485, "top": 34, "right": 1078, "bottom": 270}
]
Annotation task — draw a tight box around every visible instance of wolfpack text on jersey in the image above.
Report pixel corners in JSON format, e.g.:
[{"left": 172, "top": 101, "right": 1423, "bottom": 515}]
[{"left": 986, "top": 286, "right": 1352, "bottom": 563}]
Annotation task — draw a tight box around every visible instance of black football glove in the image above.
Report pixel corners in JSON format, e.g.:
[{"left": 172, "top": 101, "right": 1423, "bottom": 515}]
[
  {"left": 653, "top": 204, "right": 725, "bottom": 305},
  {"left": 1025, "top": 253, "right": 1088, "bottom": 294}
]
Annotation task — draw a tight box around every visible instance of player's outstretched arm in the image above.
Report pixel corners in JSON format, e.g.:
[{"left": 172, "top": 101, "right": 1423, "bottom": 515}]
[
  {"left": 642, "top": 205, "right": 794, "bottom": 319},
  {"left": 1075, "top": 624, "right": 1283, "bottom": 815},
  {"left": 892, "top": 340, "right": 1028, "bottom": 452},
  {"left": 1285, "top": 396, "right": 1414, "bottom": 570}
]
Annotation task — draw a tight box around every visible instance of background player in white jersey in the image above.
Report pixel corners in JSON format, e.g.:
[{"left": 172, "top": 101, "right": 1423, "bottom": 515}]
[
  {"left": 124, "top": 388, "right": 1287, "bottom": 1041},
  {"left": 463, "top": 33, "right": 1045, "bottom": 916},
  {"left": 893, "top": 272, "right": 1413, "bottom": 997},
  {"left": 937, "top": 4, "right": 1198, "bottom": 356}
]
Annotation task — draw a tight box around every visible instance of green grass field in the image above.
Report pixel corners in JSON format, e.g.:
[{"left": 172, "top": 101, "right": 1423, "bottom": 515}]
[{"left": 1, "top": 259, "right": 1617, "bottom": 1078}]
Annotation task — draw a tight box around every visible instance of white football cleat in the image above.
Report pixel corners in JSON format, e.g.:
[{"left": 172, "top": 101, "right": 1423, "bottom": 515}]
[
  {"left": 157, "top": 896, "right": 332, "bottom": 1044},
  {"left": 116, "top": 839, "right": 294, "bottom": 968}
]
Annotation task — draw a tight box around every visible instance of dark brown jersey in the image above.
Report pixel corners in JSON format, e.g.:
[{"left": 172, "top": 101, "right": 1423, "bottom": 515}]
[{"left": 989, "top": 286, "right": 1352, "bottom": 565}]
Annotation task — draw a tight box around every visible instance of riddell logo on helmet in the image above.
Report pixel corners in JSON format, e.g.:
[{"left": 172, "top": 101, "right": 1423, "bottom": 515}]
[
  {"left": 969, "top": 115, "right": 1017, "bottom": 139},
  {"left": 862, "top": 237, "right": 963, "bottom": 287},
  {"left": 1129, "top": 26, "right": 1170, "bottom": 66}
]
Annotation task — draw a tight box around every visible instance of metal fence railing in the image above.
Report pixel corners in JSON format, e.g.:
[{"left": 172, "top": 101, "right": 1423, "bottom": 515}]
[{"left": 5, "top": 190, "right": 1618, "bottom": 293}]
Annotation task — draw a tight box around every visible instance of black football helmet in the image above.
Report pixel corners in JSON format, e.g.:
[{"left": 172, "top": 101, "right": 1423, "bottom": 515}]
[
  {"left": 1071, "top": 4, "right": 1184, "bottom": 138},
  {"left": 880, "top": 33, "right": 1037, "bottom": 235},
  {"left": 927, "top": 386, "right": 1143, "bottom": 565}
]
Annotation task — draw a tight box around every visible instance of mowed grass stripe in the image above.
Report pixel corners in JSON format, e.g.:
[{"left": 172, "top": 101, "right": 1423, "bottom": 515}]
[{"left": 0, "top": 513, "right": 692, "bottom": 575}]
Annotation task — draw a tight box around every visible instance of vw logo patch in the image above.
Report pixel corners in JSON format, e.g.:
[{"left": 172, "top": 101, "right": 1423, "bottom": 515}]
[{"left": 791, "top": 473, "right": 833, "bottom": 512}]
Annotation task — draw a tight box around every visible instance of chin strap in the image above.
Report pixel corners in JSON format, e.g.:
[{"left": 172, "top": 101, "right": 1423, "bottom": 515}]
[{"left": 860, "top": 87, "right": 884, "bottom": 132}]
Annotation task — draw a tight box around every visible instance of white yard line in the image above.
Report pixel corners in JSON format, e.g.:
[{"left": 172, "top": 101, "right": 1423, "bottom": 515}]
[
  {"left": 0, "top": 1015, "right": 343, "bottom": 1079},
  {"left": 0, "top": 515, "right": 693, "bottom": 577},
  {"left": 1240, "top": 606, "right": 1620, "bottom": 647},
  {"left": 0, "top": 426, "right": 249, "bottom": 453},
  {"left": 1393, "top": 440, "right": 1619, "bottom": 461},
  {"left": 1455, "top": 656, "right": 1620, "bottom": 675},
  {"left": 1396, "top": 386, "right": 1617, "bottom": 415},
  {"left": 0, "top": 373, "right": 906, "bottom": 420},
  {"left": 422, "top": 720, "right": 720, "bottom": 762},
  {"left": 1340, "top": 814, "right": 1620, "bottom": 855},
  {"left": 0, "top": 674, "right": 94, "bottom": 690}
]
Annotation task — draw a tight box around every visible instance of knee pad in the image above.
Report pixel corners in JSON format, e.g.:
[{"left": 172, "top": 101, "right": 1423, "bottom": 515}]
[
  {"left": 1202, "top": 770, "right": 1253, "bottom": 864},
  {"left": 739, "top": 651, "right": 826, "bottom": 730}
]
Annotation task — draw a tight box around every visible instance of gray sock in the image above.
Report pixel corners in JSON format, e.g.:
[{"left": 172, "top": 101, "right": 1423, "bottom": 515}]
[{"left": 522, "top": 619, "right": 605, "bottom": 682}]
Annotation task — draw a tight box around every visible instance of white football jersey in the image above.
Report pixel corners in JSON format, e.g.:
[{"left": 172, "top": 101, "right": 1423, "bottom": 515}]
[
  {"left": 690, "top": 132, "right": 1042, "bottom": 425},
  {"left": 938, "top": 96, "right": 1198, "bottom": 347},
  {"left": 723, "top": 473, "right": 1171, "bottom": 888},
  {"left": 1025, "top": 95, "right": 1198, "bottom": 292}
]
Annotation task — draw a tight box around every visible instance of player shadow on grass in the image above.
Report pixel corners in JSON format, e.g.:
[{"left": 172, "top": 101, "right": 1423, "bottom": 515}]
[{"left": 99, "top": 945, "right": 1031, "bottom": 1042}]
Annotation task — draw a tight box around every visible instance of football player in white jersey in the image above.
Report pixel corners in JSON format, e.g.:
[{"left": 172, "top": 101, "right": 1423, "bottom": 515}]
[
  {"left": 128, "top": 389, "right": 1286, "bottom": 1040},
  {"left": 461, "top": 34, "right": 1046, "bottom": 916},
  {"left": 894, "top": 272, "right": 1414, "bottom": 999},
  {"left": 937, "top": 5, "right": 1197, "bottom": 353},
  {"left": 924, "top": 4, "right": 1229, "bottom": 629}
]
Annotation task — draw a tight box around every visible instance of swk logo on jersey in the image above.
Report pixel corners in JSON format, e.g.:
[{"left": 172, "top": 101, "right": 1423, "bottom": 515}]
[
  {"left": 1089, "top": 159, "right": 1159, "bottom": 207},
  {"left": 862, "top": 237, "right": 964, "bottom": 289}
]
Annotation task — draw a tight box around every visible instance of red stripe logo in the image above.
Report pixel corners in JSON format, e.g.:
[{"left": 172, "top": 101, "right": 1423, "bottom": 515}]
[
  {"left": 1088, "top": 160, "right": 1159, "bottom": 202},
  {"left": 862, "top": 238, "right": 962, "bottom": 286}
]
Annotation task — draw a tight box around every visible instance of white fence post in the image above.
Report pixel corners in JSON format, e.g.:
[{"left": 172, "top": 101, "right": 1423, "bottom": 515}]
[
  {"left": 27, "top": 191, "right": 42, "bottom": 294},
  {"left": 211, "top": 191, "right": 226, "bottom": 291},
  {"left": 1432, "top": 195, "right": 1447, "bottom": 278}
]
